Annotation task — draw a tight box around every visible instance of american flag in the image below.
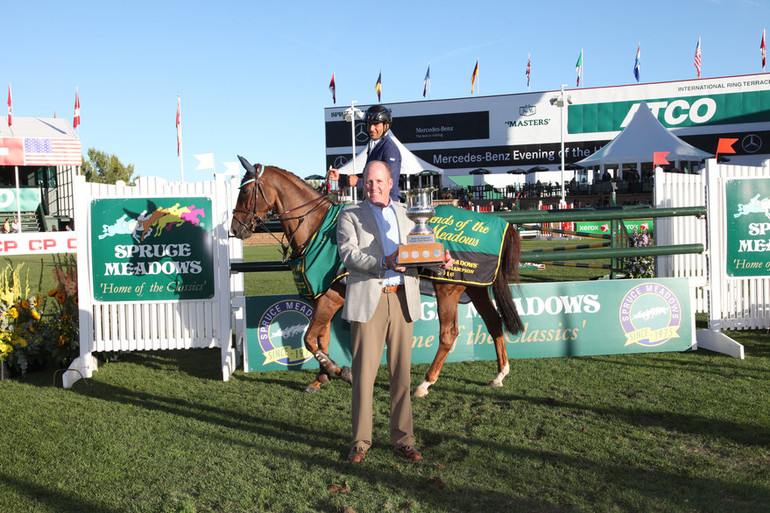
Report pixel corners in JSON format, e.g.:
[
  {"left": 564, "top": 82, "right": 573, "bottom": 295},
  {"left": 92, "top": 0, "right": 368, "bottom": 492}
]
[
  {"left": 329, "top": 73, "right": 336, "bottom": 104},
  {"left": 762, "top": 29, "right": 766, "bottom": 71},
  {"left": 23, "top": 138, "right": 82, "bottom": 166},
  {"left": 694, "top": 37, "right": 702, "bottom": 78}
]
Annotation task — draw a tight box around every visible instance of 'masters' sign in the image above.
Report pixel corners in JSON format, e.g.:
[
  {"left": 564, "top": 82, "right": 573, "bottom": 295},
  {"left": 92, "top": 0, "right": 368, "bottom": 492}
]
[{"left": 90, "top": 197, "right": 215, "bottom": 301}]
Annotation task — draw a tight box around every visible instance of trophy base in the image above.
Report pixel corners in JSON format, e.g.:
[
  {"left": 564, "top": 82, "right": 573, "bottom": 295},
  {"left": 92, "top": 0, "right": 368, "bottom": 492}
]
[{"left": 397, "top": 242, "right": 445, "bottom": 267}]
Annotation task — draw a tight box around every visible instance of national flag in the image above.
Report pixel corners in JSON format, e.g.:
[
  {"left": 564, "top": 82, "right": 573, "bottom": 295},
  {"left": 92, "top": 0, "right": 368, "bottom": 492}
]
[
  {"left": 471, "top": 59, "right": 479, "bottom": 93},
  {"left": 575, "top": 50, "right": 583, "bottom": 87},
  {"left": 423, "top": 64, "right": 430, "bottom": 98},
  {"left": 761, "top": 29, "right": 766, "bottom": 71},
  {"left": 73, "top": 88, "right": 81, "bottom": 129},
  {"left": 375, "top": 71, "right": 382, "bottom": 102},
  {"left": 329, "top": 73, "right": 336, "bottom": 104},
  {"left": 694, "top": 37, "right": 702, "bottom": 78},
  {"left": 526, "top": 54, "right": 531, "bottom": 88},
  {"left": 653, "top": 151, "right": 670, "bottom": 166},
  {"left": 633, "top": 44, "right": 641, "bottom": 83},
  {"left": 7, "top": 84, "right": 12, "bottom": 127},
  {"left": 716, "top": 138, "right": 738, "bottom": 158},
  {"left": 176, "top": 95, "right": 182, "bottom": 157},
  {"left": 20, "top": 138, "right": 81, "bottom": 166}
]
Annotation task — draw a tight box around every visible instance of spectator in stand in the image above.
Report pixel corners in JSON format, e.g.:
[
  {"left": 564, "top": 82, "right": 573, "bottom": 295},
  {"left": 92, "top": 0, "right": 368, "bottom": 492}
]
[
  {"left": 10, "top": 218, "right": 19, "bottom": 233},
  {"left": 2, "top": 218, "right": 10, "bottom": 233}
]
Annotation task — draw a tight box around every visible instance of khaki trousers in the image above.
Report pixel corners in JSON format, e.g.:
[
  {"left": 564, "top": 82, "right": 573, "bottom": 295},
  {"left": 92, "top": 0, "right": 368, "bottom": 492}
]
[{"left": 350, "top": 288, "right": 415, "bottom": 450}]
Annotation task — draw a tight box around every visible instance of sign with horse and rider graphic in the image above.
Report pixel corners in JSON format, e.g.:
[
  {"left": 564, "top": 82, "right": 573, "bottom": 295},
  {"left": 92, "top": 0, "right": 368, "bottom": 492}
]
[
  {"left": 89, "top": 197, "right": 215, "bottom": 301},
  {"left": 725, "top": 177, "right": 770, "bottom": 277}
]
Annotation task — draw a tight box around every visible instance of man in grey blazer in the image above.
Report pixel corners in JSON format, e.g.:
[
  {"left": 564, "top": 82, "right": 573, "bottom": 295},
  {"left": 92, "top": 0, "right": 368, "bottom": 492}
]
[{"left": 337, "top": 160, "right": 453, "bottom": 463}]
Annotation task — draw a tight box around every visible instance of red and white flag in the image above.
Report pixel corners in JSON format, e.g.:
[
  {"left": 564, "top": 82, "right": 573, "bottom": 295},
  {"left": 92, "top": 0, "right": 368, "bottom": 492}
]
[
  {"left": 329, "top": 73, "right": 336, "bottom": 104},
  {"left": 176, "top": 95, "right": 182, "bottom": 157},
  {"left": 7, "top": 84, "right": 12, "bottom": 127},
  {"left": 694, "top": 37, "right": 702, "bottom": 78},
  {"left": 762, "top": 29, "right": 766, "bottom": 71},
  {"left": 73, "top": 88, "right": 80, "bottom": 129}
]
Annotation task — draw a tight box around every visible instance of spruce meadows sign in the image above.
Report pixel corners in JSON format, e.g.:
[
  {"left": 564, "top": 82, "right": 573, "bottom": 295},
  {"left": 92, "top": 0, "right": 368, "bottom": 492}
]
[{"left": 244, "top": 278, "right": 694, "bottom": 372}]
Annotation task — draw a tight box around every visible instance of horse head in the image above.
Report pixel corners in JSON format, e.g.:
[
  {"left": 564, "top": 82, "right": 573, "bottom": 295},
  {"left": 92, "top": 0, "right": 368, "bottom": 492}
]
[{"left": 230, "top": 156, "right": 277, "bottom": 239}]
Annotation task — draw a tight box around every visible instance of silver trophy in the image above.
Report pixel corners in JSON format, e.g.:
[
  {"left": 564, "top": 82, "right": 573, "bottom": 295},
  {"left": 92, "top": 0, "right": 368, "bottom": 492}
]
[{"left": 398, "top": 188, "right": 444, "bottom": 266}]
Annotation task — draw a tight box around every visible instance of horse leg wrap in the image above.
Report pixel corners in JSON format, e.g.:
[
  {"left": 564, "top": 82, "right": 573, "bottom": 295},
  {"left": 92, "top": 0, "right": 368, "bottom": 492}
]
[
  {"left": 339, "top": 366, "right": 352, "bottom": 384},
  {"left": 313, "top": 350, "right": 340, "bottom": 375}
]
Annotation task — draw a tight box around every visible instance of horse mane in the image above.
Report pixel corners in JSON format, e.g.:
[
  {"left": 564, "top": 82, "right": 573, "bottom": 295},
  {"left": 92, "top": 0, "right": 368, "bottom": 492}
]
[{"left": 262, "top": 165, "right": 323, "bottom": 199}]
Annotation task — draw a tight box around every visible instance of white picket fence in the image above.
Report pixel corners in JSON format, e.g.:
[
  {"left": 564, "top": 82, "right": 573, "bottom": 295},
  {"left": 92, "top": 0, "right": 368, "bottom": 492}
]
[
  {"left": 59, "top": 159, "right": 763, "bottom": 387},
  {"left": 65, "top": 175, "right": 244, "bottom": 387},
  {"left": 655, "top": 159, "right": 770, "bottom": 340}
]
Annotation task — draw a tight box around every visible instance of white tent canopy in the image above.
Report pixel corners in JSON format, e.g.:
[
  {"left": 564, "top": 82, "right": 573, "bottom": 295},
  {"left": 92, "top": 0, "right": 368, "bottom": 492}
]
[
  {"left": 576, "top": 101, "right": 713, "bottom": 168},
  {"left": 336, "top": 132, "right": 442, "bottom": 176}
]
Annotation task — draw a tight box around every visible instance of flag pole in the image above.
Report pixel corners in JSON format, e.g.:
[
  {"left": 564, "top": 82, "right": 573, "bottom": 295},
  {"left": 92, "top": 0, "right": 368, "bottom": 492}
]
[
  {"left": 177, "top": 94, "right": 185, "bottom": 183},
  {"left": 14, "top": 166, "right": 22, "bottom": 234}
]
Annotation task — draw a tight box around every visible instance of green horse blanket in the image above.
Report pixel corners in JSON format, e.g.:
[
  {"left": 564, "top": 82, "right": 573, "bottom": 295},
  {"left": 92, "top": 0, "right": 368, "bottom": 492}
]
[{"left": 289, "top": 204, "right": 509, "bottom": 300}]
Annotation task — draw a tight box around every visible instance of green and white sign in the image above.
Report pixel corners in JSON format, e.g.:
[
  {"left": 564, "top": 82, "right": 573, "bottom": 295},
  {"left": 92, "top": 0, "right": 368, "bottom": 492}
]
[
  {"left": 576, "top": 219, "right": 652, "bottom": 236},
  {"left": 244, "top": 277, "right": 694, "bottom": 372},
  {"left": 0, "top": 188, "right": 42, "bottom": 212},
  {"left": 725, "top": 178, "right": 770, "bottom": 277},
  {"left": 90, "top": 197, "right": 215, "bottom": 301}
]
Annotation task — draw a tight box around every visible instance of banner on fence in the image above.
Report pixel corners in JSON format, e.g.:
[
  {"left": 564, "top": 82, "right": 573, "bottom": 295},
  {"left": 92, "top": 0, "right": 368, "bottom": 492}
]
[
  {"left": 0, "top": 232, "right": 76, "bottom": 255},
  {"left": 244, "top": 277, "right": 695, "bottom": 372},
  {"left": 575, "top": 219, "right": 652, "bottom": 236}
]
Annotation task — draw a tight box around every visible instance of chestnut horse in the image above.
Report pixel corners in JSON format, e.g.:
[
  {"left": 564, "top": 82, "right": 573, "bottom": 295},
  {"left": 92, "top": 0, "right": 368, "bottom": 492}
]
[{"left": 230, "top": 159, "right": 524, "bottom": 397}]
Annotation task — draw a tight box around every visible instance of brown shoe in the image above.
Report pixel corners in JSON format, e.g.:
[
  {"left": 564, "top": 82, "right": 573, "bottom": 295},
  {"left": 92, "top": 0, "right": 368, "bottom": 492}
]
[
  {"left": 394, "top": 445, "right": 423, "bottom": 461},
  {"left": 348, "top": 446, "right": 367, "bottom": 463}
]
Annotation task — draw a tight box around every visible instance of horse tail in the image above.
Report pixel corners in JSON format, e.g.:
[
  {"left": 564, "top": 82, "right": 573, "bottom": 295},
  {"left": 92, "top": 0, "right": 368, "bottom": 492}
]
[{"left": 492, "top": 224, "right": 524, "bottom": 334}]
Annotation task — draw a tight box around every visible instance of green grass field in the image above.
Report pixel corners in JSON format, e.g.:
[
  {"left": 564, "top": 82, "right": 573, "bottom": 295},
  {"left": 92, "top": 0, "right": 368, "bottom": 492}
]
[{"left": 0, "top": 246, "right": 768, "bottom": 513}]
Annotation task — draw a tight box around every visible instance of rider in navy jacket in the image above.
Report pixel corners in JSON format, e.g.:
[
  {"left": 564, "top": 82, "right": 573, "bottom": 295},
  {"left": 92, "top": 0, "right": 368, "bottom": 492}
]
[{"left": 329, "top": 104, "right": 403, "bottom": 202}]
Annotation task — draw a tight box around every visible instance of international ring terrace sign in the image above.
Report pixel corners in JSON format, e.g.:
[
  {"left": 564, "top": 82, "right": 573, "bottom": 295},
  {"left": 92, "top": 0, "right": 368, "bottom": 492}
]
[{"left": 90, "top": 197, "right": 215, "bottom": 301}]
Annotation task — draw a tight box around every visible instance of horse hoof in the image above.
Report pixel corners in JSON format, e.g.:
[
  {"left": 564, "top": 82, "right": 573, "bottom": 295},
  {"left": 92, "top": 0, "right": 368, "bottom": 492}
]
[
  {"left": 304, "top": 384, "right": 321, "bottom": 393},
  {"left": 413, "top": 386, "right": 429, "bottom": 398},
  {"left": 339, "top": 366, "right": 353, "bottom": 384},
  {"left": 318, "top": 373, "right": 330, "bottom": 383},
  {"left": 488, "top": 379, "right": 504, "bottom": 388}
]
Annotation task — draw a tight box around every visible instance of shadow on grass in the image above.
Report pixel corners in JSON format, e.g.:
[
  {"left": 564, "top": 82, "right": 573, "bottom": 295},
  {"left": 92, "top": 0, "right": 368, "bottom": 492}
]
[{"left": 0, "top": 472, "right": 123, "bottom": 513}]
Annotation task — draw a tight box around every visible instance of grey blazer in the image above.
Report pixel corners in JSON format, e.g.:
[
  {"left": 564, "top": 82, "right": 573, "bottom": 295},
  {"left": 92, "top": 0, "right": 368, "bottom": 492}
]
[{"left": 337, "top": 201, "right": 421, "bottom": 324}]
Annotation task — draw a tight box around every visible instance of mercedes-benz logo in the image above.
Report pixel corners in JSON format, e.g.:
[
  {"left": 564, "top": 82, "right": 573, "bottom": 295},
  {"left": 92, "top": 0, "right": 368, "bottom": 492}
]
[
  {"left": 333, "top": 156, "right": 348, "bottom": 168},
  {"left": 742, "top": 134, "right": 762, "bottom": 153},
  {"left": 354, "top": 122, "right": 368, "bottom": 143}
]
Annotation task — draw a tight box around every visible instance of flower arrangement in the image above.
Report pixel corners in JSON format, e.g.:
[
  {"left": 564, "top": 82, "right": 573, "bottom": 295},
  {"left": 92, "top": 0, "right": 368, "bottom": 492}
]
[
  {"left": 0, "top": 262, "right": 45, "bottom": 374},
  {"left": 624, "top": 228, "right": 655, "bottom": 279},
  {"left": 44, "top": 254, "right": 80, "bottom": 368},
  {"left": 0, "top": 255, "right": 79, "bottom": 376}
]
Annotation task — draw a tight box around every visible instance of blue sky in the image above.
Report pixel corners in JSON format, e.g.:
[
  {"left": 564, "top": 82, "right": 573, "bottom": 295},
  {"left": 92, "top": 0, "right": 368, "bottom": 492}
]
[{"left": 4, "top": 0, "right": 770, "bottom": 182}]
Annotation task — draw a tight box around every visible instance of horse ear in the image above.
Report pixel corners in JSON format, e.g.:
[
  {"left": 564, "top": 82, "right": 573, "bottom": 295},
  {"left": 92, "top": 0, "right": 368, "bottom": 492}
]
[{"left": 237, "top": 155, "right": 257, "bottom": 176}]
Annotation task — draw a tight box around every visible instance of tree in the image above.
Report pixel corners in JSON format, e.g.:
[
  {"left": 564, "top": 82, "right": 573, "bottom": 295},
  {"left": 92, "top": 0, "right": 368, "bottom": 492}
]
[{"left": 81, "top": 148, "right": 136, "bottom": 184}]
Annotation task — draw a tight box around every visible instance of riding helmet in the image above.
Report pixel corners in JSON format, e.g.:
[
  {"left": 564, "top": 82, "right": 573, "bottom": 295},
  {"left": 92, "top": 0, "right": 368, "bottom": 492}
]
[{"left": 364, "top": 105, "right": 392, "bottom": 125}]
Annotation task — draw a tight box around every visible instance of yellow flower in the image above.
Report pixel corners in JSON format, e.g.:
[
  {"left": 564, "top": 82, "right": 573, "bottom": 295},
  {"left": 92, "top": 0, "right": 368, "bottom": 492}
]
[
  {"left": 31, "top": 310, "right": 41, "bottom": 320},
  {"left": 9, "top": 307, "right": 18, "bottom": 319}
]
